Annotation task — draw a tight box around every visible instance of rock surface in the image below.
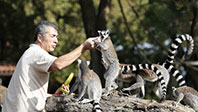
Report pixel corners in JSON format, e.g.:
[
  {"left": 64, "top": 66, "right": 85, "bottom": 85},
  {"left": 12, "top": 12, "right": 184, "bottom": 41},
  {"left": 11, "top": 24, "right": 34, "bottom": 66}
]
[{"left": 45, "top": 90, "right": 195, "bottom": 112}]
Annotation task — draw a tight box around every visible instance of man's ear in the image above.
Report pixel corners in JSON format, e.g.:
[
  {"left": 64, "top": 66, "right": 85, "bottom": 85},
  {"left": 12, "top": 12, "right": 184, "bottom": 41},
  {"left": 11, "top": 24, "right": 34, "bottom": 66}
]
[{"left": 37, "top": 34, "right": 43, "bottom": 43}]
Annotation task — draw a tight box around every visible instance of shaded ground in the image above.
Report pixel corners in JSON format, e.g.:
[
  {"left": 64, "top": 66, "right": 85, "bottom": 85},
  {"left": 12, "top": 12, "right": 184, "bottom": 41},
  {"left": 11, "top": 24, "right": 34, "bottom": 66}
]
[{"left": 45, "top": 90, "right": 195, "bottom": 112}]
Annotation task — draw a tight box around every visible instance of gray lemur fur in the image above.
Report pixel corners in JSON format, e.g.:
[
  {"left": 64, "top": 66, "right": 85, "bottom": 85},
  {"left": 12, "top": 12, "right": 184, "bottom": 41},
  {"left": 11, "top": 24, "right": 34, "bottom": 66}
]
[
  {"left": 172, "top": 86, "right": 198, "bottom": 111},
  {"left": 120, "top": 34, "right": 194, "bottom": 101},
  {"left": 121, "top": 64, "right": 170, "bottom": 99},
  {"left": 93, "top": 30, "right": 120, "bottom": 96},
  {"left": 69, "top": 59, "right": 102, "bottom": 112}
]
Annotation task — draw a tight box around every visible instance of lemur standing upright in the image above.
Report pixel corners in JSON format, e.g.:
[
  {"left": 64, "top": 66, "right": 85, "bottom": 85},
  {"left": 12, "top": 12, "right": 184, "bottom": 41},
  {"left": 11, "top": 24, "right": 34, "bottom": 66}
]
[
  {"left": 94, "top": 30, "right": 167, "bottom": 101},
  {"left": 69, "top": 59, "right": 102, "bottom": 112},
  {"left": 172, "top": 86, "right": 198, "bottom": 111},
  {"left": 93, "top": 30, "right": 120, "bottom": 96},
  {"left": 120, "top": 34, "right": 194, "bottom": 100}
]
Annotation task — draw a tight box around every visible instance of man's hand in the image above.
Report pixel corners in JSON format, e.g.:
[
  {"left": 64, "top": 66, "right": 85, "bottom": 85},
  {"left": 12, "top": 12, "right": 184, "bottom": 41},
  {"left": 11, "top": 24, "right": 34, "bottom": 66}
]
[
  {"left": 83, "top": 37, "right": 100, "bottom": 50},
  {"left": 53, "top": 84, "right": 70, "bottom": 96}
]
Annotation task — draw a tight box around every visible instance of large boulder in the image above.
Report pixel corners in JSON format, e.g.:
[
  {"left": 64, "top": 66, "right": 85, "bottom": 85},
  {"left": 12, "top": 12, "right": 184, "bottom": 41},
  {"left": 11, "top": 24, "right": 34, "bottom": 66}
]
[{"left": 45, "top": 90, "right": 195, "bottom": 112}]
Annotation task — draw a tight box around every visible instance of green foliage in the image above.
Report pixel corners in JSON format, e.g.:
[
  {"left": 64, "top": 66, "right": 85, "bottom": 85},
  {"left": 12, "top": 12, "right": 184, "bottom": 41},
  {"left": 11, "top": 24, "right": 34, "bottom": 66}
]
[{"left": 107, "top": 0, "right": 194, "bottom": 64}]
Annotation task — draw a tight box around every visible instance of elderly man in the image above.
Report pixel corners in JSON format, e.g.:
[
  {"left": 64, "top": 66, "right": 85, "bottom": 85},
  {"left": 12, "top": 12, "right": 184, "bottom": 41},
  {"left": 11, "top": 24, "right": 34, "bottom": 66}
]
[{"left": 2, "top": 20, "right": 98, "bottom": 112}]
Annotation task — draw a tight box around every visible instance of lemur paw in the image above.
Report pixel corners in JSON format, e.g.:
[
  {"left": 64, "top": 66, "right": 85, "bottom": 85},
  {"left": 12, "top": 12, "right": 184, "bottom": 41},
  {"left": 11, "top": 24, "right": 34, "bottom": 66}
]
[
  {"left": 72, "top": 98, "right": 80, "bottom": 102},
  {"left": 172, "top": 102, "right": 178, "bottom": 106},
  {"left": 122, "top": 88, "right": 127, "bottom": 91},
  {"left": 93, "top": 39, "right": 99, "bottom": 43},
  {"left": 159, "top": 97, "right": 166, "bottom": 103},
  {"left": 102, "top": 92, "right": 109, "bottom": 97},
  {"left": 122, "top": 88, "right": 132, "bottom": 91}
]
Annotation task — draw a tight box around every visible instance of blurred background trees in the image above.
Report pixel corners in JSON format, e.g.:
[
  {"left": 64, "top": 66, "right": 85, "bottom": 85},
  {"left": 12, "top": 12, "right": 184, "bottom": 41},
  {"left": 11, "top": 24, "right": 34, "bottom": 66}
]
[{"left": 0, "top": 0, "right": 197, "bottom": 99}]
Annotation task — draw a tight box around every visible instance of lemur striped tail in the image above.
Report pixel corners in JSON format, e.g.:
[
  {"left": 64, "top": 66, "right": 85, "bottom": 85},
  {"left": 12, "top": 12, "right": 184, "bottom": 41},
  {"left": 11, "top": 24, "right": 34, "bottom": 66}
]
[
  {"left": 121, "top": 64, "right": 167, "bottom": 100},
  {"left": 167, "top": 34, "right": 194, "bottom": 64},
  {"left": 93, "top": 101, "right": 102, "bottom": 112},
  {"left": 159, "top": 34, "right": 194, "bottom": 87},
  {"left": 159, "top": 62, "right": 186, "bottom": 86}
]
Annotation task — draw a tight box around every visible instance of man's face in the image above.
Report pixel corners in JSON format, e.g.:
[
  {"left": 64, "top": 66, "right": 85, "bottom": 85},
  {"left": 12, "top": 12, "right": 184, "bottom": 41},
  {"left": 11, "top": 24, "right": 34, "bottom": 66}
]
[{"left": 40, "top": 26, "right": 58, "bottom": 52}]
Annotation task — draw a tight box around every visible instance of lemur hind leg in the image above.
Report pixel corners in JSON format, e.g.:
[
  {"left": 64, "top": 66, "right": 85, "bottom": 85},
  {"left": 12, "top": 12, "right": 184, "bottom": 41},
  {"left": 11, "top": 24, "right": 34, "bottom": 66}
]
[
  {"left": 73, "top": 84, "right": 87, "bottom": 102},
  {"left": 122, "top": 75, "right": 145, "bottom": 98},
  {"left": 79, "top": 98, "right": 93, "bottom": 104},
  {"left": 112, "top": 81, "right": 118, "bottom": 90},
  {"left": 172, "top": 92, "right": 184, "bottom": 106},
  {"left": 103, "top": 63, "right": 119, "bottom": 96},
  {"left": 69, "top": 81, "right": 80, "bottom": 95},
  {"left": 153, "top": 81, "right": 164, "bottom": 99}
]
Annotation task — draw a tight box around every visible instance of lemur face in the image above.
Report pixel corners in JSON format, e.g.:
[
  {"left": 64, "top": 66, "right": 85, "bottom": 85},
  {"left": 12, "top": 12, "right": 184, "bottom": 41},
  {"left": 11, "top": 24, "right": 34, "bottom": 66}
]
[
  {"left": 97, "top": 30, "right": 110, "bottom": 42},
  {"left": 77, "top": 59, "right": 90, "bottom": 68}
]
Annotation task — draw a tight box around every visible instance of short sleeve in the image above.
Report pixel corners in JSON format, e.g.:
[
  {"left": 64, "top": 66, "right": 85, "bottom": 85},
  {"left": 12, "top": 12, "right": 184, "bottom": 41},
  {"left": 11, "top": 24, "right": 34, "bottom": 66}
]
[{"left": 33, "top": 52, "right": 57, "bottom": 72}]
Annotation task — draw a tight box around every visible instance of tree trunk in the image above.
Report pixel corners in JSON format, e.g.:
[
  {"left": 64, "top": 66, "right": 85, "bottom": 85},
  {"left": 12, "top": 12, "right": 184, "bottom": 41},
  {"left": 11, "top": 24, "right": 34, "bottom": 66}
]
[
  {"left": 186, "top": 5, "right": 198, "bottom": 90},
  {"left": 79, "top": 0, "right": 111, "bottom": 87}
]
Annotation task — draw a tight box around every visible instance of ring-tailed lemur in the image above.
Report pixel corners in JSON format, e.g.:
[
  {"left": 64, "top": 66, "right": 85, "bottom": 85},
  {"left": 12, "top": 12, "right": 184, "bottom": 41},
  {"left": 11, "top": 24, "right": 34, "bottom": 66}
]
[
  {"left": 172, "top": 86, "right": 198, "bottom": 111},
  {"left": 93, "top": 30, "right": 166, "bottom": 100},
  {"left": 93, "top": 30, "right": 120, "bottom": 96},
  {"left": 121, "top": 64, "right": 170, "bottom": 100},
  {"left": 120, "top": 34, "right": 194, "bottom": 100},
  {"left": 69, "top": 59, "right": 102, "bottom": 112}
]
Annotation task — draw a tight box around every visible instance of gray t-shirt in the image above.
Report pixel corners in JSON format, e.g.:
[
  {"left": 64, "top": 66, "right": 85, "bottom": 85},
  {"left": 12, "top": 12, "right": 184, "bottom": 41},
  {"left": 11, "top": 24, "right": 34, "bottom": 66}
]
[{"left": 2, "top": 44, "right": 57, "bottom": 112}]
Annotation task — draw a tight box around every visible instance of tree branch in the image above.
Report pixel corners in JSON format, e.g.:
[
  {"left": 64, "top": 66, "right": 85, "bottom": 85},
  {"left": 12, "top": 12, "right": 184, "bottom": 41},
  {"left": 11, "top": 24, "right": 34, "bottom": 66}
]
[
  {"left": 126, "top": 0, "right": 168, "bottom": 53},
  {"left": 118, "top": 0, "right": 150, "bottom": 63},
  {"left": 190, "top": 4, "right": 198, "bottom": 37},
  {"left": 176, "top": 57, "right": 198, "bottom": 71}
]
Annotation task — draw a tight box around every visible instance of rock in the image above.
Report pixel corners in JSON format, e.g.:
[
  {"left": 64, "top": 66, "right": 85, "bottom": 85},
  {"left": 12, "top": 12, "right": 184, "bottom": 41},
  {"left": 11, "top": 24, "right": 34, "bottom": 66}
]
[{"left": 45, "top": 90, "right": 195, "bottom": 112}]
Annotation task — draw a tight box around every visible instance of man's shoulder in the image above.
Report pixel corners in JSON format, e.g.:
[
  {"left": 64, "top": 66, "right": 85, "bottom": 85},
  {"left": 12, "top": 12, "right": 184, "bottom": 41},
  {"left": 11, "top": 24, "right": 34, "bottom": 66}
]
[{"left": 27, "top": 44, "right": 47, "bottom": 54}]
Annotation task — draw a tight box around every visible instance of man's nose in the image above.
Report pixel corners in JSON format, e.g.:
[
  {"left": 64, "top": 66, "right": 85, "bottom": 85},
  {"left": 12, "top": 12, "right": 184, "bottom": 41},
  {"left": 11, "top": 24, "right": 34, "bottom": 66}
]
[{"left": 54, "top": 37, "right": 58, "bottom": 43}]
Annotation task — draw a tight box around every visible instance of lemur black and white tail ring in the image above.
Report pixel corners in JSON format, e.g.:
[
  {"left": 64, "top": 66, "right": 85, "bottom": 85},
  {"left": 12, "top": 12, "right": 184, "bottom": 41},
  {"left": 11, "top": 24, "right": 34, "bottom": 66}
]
[{"left": 166, "top": 34, "right": 194, "bottom": 64}]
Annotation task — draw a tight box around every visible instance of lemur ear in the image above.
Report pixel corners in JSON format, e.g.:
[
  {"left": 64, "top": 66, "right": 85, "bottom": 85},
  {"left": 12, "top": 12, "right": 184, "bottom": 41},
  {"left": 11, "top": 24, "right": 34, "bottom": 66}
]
[
  {"left": 98, "top": 31, "right": 101, "bottom": 35},
  {"left": 86, "top": 61, "right": 90, "bottom": 66},
  {"left": 106, "top": 29, "right": 110, "bottom": 34},
  {"left": 77, "top": 59, "right": 81, "bottom": 64}
]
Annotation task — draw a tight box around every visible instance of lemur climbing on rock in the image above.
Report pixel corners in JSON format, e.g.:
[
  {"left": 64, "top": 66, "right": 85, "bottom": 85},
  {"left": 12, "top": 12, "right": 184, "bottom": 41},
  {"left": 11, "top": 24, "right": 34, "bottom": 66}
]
[{"left": 172, "top": 86, "right": 198, "bottom": 111}]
